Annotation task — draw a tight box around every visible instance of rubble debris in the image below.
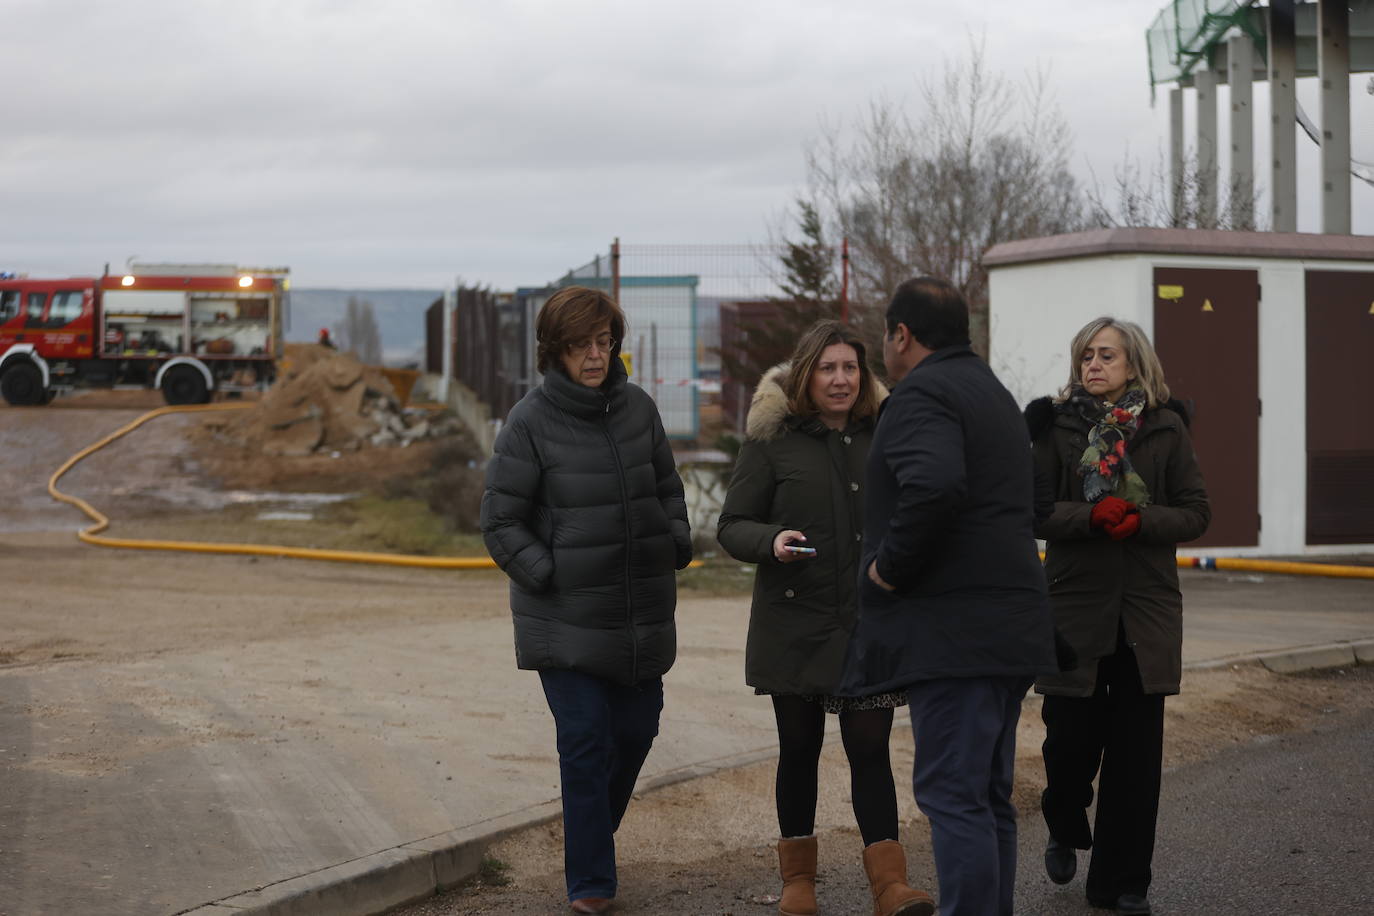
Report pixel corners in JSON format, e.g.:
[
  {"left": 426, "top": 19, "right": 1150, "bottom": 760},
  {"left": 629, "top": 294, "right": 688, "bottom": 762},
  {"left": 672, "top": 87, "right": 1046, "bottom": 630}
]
[{"left": 203, "top": 344, "right": 464, "bottom": 456}]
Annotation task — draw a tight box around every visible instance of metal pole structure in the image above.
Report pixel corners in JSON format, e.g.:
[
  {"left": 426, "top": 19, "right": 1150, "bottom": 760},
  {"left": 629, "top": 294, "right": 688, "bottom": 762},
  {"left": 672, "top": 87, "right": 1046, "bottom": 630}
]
[
  {"left": 1318, "top": 0, "right": 1352, "bottom": 234},
  {"left": 1268, "top": 0, "right": 1298, "bottom": 232},
  {"left": 1229, "top": 33, "right": 1255, "bottom": 230},
  {"left": 439, "top": 285, "right": 455, "bottom": 402},
  {"left": 650, "top": 322, "right": 659, "bottom": 406},
  {"left": 1170, "top": 87, "right": 1185, "bottom": 224},
  {"left": 611, "top": 237, "right": 621, "bottom": 304},
  {"left": 840, "top": 237, "right": 850, "bottom": 325},
  {"left": 1195, "top": 63, "right": 1220, "bottom": 227}
]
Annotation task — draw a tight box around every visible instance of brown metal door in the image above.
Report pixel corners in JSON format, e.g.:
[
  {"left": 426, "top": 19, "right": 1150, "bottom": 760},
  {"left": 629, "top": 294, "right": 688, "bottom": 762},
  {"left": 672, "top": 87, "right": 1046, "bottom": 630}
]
[
  {"left": 1305, "top": 270, "right": 1374, "bottom": 544},
  {"left": 1153, "top": 267, "right": 1260, "bottom": 547}
]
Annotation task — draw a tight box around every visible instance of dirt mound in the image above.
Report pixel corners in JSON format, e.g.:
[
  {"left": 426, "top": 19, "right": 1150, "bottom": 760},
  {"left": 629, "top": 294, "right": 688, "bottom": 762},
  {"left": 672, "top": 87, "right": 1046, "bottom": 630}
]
[{"left": 205, "top": 344, "right": 458, "bottom": 457}]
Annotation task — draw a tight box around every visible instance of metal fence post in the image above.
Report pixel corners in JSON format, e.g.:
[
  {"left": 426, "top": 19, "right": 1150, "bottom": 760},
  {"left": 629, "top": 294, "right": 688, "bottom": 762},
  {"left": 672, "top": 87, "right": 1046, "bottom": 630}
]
[
  {"left": 611, "top": 237, "right": 621, "bottom": 304},
  {"left": 440, "top": 285, "right": 454, "bottom": 402}
]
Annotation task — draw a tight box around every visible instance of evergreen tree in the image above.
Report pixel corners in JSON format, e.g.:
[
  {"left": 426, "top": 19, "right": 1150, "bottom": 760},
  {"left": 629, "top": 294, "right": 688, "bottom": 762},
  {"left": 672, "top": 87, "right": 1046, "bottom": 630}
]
[{"left": 717, "top": 199, "right": 842, "bottom": 432}]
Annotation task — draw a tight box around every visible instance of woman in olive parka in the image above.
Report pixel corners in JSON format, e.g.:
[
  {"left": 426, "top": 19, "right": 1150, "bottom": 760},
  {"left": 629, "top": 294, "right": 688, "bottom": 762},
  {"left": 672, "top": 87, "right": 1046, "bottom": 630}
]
[{"left": 718, "top": 320, "right": 933, "bottom": 916}]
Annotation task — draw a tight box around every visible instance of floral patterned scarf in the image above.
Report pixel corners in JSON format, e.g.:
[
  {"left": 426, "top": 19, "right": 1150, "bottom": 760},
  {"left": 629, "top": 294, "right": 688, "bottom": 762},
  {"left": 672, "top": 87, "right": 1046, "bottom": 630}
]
[{"left": 1067, "top": 383, "right": 1152, "bottom": 506}]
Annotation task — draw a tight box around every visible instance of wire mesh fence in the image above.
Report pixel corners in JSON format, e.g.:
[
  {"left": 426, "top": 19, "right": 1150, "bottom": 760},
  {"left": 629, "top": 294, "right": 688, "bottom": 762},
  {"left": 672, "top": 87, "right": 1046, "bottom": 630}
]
[
  {"left": 429, "top": 240, "right": 852, "bottom": 551},
  {"left": 560, "top": 242, "right": 850, "bottom": 444},
  {"left": 432, "top": 240, "right": 853, "bottom": 445}
]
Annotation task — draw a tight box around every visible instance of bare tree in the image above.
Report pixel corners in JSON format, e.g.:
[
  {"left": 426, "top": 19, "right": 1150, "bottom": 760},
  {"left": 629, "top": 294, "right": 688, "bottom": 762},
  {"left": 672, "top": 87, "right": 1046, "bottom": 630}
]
[
  {"left": 1085, "top": 150, "right": 1267, "bottom": 232},
  {"left": 805, "top": 36, "right": 1084, "bottom": 354},
  {"left": 335, "top": 296, "right": 383, "bottom": 364}
]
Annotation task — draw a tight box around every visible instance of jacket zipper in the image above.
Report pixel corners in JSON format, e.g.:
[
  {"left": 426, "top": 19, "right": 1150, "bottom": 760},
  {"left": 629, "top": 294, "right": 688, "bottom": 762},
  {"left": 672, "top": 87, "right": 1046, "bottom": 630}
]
[{"left": 602, "top": 399, "right": 638, "bottom": 683}]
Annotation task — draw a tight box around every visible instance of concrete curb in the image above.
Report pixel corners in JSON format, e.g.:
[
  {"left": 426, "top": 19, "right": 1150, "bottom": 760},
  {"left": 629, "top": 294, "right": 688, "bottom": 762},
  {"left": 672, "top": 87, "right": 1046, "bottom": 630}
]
[
  {"left": 182, "top": 641, "right": 1373, "bottom": 916},
  {"left": 179, "top": 747, "right": 780, "bottom": 916},
  {"left": 179, "top": 801, "right": 561, "bottom": 916},
  {"left": 1185, "top": 638, "right": 1374, "bottom": 675}
]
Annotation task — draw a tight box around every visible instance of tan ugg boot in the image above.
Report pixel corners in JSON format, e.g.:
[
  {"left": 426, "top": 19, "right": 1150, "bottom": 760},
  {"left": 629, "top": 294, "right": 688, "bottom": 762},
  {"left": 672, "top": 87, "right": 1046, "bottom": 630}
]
[
  {"left": 861, "top": 840, "right": 935, "bottom": 916},
  {"left": 777, "top": 835, "right": 818, "bottom": 916}
]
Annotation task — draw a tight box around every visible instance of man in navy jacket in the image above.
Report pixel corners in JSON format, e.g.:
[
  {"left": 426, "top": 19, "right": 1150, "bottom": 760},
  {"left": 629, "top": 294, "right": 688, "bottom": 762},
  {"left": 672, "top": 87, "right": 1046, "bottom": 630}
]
[{"left": 841, "top": 277, "right": 1056, "bottom": 916}]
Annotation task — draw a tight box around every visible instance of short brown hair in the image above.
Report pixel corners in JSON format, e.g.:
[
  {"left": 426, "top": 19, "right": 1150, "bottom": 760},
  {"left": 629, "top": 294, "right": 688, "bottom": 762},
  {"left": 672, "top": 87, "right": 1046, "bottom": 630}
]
[
  {"left": 535, "top": 286, "right": 627, "bottom": 374},
  {"left": 783, "top": 319, "right": 882, "bottom": 420},
  {"left": 1057, "top": 316, "right": 1171, "bottom": 407}
]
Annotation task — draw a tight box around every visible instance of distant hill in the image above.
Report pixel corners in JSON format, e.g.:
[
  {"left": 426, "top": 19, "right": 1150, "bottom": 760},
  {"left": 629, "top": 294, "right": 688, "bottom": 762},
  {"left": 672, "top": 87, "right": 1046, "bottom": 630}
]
[{"left": 286, "top": 288, "right": 441, "bottom": 367}]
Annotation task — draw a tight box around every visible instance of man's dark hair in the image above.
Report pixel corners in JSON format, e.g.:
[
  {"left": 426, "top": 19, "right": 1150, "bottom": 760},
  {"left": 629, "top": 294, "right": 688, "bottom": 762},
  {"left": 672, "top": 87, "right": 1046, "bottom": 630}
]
[{"left": 885, "top": 277, "right": 970, "bottom": 349}]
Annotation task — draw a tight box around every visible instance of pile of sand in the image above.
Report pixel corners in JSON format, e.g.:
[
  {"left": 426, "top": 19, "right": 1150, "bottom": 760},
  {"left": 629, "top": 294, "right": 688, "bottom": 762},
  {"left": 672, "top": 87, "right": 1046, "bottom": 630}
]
[{"left": 207, "top": 344, "right": 460, "bottom": 457}]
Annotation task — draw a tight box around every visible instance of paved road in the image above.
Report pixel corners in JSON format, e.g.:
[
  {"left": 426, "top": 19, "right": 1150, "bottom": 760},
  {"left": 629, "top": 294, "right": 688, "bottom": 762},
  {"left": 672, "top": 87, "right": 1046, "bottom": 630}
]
[
  {"left": 404, "top": 669, "right": 1374, "bottom": 915},
  {"left": 1018, "top": 693, "right": 1374, "bottom": 914}
]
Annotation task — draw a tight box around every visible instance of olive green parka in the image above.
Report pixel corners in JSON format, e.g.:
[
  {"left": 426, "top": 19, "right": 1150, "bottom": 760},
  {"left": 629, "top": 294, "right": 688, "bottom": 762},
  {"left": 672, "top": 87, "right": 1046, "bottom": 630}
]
[
  {"left": 716, "top": 365, "right": 883, "bottom": 696},
  {"left": 1027, "top": 396, "right": 1211, "bottom": 697}
]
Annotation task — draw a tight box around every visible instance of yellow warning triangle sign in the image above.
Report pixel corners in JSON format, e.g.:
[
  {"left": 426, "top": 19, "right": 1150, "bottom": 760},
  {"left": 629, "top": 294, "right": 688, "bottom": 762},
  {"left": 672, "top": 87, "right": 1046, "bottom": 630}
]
[{"left": 1202, "top": 299, "right": 1214, "bottom": 312}]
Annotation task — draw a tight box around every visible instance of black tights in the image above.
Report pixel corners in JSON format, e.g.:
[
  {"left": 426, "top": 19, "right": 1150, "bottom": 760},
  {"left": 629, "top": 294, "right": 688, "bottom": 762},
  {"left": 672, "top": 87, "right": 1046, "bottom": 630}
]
[{"left": 771, "top": 695, "right": 899, "bottom": 846}]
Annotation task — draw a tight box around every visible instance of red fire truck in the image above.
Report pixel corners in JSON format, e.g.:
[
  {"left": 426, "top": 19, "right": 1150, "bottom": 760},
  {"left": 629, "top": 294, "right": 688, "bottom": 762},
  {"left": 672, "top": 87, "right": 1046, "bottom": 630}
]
[{"left": 0, "top": 263, "right": 287, "bottom": 406}]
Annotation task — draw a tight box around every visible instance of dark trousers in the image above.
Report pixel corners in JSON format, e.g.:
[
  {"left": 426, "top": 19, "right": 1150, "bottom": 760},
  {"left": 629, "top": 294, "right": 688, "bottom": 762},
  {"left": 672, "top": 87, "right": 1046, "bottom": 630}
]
[
  {"left": 538, "top": 669, "right": 664, "bottom": 902},
  {"left": 771, "top": 696, "right": 899, "bottom": 845},
  {"left": 1040, "top": 637, "right": 1165, "bottom": 902},
  {"left": 907, "top": 675, "right": 1032, "bottom": 916}
]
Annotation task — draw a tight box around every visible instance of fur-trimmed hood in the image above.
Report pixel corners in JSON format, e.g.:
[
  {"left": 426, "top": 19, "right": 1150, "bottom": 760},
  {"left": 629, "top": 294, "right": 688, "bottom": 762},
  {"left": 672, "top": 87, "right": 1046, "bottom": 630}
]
[
  {"left": 744, "top": 363, "right": 889, "bottom": 442},
  {"left": 1024, "top": 394, "right": 1192, "bottom": 441}
]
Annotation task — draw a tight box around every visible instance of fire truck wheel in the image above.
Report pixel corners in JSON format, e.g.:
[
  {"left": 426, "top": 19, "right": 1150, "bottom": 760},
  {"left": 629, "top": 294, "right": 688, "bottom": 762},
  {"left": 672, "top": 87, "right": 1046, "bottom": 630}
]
[
  {"left": 0, "top": 361, "right": 46, "bottom": 406},
  {"left": 162, "top": 366, "right": 210, "bottom": 406}
]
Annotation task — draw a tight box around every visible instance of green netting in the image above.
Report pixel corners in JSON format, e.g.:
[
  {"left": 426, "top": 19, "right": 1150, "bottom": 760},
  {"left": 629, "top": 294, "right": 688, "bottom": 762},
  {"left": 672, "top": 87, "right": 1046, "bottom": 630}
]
[{"left": 1146, "top": 0, "right": 1263, "bottom": 88}]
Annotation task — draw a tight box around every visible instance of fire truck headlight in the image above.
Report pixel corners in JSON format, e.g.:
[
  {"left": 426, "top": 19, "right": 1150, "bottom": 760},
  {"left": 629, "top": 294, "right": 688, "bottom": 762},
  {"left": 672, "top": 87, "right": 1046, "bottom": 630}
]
[
  {"left": 121, "top": 275, "right": 135, "bottom": 287},
  {"left": 238, "top": 276, "right": 253, "bottom": 288}
]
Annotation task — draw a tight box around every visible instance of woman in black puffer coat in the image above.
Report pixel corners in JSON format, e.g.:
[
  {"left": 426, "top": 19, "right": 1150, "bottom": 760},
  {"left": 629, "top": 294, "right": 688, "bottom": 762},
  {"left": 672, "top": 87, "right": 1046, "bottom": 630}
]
[
  {"left": 1027, "top": 316, "right": 1209, "bottom": 916},
  {"left": 718, "top": 320, "right": 932, "bottom": 916},
  {"left": 481, "top": 286, "right": 692, "bottom": 915}
]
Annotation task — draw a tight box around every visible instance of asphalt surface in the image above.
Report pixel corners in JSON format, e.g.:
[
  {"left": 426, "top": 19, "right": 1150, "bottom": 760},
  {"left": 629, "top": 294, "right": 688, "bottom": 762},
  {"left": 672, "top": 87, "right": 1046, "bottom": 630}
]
[
  {"left": 2, "top": 545, "right": 1372, "bottom": 916},
  {"left": 404, "top": 668, "right": 1374, "bottom": 915},
  {"left": 1023, "top": 675, "right": 1374, "bottom": 915}
]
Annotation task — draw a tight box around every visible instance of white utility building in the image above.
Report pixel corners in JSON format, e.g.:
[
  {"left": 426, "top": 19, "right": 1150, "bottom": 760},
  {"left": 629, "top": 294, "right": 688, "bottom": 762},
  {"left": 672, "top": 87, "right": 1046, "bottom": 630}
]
[{"left": 986, "top": 226, "right": 1374, "bottom": 556}]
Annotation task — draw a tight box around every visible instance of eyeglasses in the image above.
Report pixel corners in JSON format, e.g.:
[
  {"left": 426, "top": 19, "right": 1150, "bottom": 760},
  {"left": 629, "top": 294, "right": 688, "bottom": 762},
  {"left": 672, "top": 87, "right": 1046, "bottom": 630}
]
[{"left": 566, "top": 335, "right": 617, "bottom": 355}]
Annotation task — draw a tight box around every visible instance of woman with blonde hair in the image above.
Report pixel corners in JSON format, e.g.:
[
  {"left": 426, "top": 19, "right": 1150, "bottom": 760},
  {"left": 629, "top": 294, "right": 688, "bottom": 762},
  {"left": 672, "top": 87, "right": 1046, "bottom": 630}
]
[
  {"left": 1024, "top": 316, "right": 1210, "bottom": 916},
  {"left": 719, "top": 319, "right": 933, "bottom": 916}
]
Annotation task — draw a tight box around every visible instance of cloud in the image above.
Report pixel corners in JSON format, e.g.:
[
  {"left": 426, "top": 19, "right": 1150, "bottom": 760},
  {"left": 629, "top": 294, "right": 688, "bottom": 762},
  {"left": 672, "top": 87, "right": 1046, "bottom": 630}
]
[{"left": 2, "top": 0, "right": 1368, "bottom": 288}]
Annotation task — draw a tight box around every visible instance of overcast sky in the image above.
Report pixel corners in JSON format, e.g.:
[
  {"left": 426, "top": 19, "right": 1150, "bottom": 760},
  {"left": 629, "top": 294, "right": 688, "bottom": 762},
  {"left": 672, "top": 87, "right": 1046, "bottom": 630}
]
[{"left": 3, "top": 0, "right": 1370, "bottom": 289}]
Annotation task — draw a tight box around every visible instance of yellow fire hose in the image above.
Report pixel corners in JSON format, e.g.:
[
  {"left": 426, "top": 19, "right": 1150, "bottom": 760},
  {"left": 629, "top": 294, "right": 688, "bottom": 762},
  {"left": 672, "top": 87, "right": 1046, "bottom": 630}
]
[
  {"left": 47, "top": 402, "right": 497, "bottom": 569},
  {"left": 50, "top": 404, "right": 1365, "bottom": 579},
  {"left": 1176, "top": 555, "right": 1374, "bottom": 580},
  {"left": 1029, "top": 551, "right": 1374, "bottom": 580}
]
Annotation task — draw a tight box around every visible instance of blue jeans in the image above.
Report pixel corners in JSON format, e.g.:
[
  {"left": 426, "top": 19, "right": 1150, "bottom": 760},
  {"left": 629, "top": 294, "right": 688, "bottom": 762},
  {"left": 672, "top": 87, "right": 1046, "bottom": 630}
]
[
  {"left": 907, "top": 675, "right": 1032, "bottom": 916},
  {"left": 538, "top": 669, "right": 664, "bottom": 902}
]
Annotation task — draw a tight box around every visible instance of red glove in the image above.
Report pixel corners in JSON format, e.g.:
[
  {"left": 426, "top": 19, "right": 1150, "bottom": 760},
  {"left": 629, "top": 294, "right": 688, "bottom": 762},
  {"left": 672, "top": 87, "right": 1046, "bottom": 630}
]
[
  {"left": 1090, "top": 496, "right": 1132, "bottom": 529},
  {"left": 1106, "top": 511, "right": 1141, "bottom": 540}
]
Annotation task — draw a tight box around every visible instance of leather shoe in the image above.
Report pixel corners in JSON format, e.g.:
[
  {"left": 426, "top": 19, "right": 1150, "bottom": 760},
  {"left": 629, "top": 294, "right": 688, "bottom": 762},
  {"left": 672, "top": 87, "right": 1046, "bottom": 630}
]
[
  {"left": 1087, "top": 892, "right": 1151, "bottom": 914},
  {"left": 570, "top": 897, "right": 612, "bottom": 914},
  {"left": 1044, "top": 837, "right": 1076, "bottom": 885}
]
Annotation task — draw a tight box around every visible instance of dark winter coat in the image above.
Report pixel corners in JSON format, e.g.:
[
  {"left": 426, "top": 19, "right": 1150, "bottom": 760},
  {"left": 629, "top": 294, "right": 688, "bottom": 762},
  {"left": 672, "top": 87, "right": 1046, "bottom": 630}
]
[
  {"left": 716, "top": 366, "right": 880, "bottom": 695},
  {"left": 480, "top": 357, "right": 692, "bottom": 686},
  {"left": 1027, "top": 395, "right": 1210, "bottom": 697},
  {"left": 838, "top": 346, "right": 1057, "bottom": 695}
]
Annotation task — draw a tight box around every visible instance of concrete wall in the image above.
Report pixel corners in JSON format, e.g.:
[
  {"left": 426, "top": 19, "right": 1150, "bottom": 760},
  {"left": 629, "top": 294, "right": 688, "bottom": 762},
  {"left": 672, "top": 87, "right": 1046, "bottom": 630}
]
[
  {"left": 415, "top": 372, "right": 499, "bottom": 459},
  {"left": 989, "top": 251, "right": 1374, "bottom": 557}
]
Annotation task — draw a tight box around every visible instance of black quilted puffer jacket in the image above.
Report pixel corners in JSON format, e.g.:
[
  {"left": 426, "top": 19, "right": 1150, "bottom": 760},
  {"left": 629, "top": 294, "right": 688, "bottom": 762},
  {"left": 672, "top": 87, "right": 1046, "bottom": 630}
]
[{"left": 480, "top": 357, "right": 692, "bottom": 685}]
